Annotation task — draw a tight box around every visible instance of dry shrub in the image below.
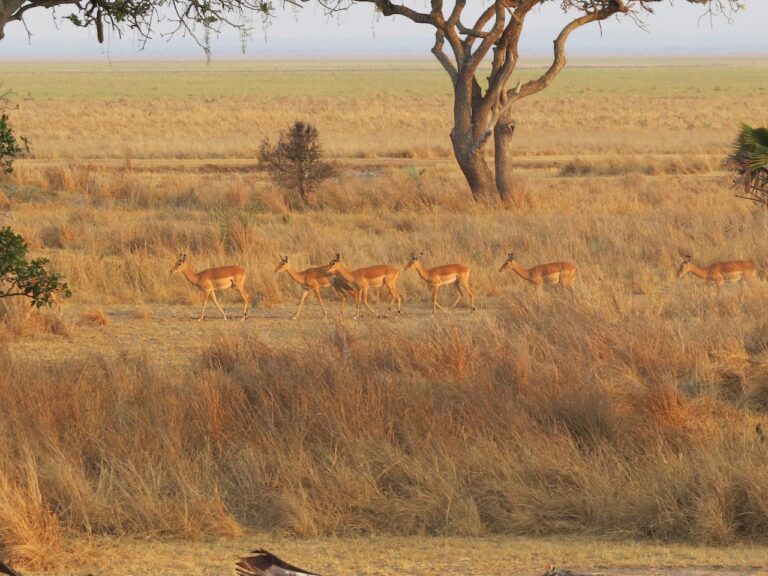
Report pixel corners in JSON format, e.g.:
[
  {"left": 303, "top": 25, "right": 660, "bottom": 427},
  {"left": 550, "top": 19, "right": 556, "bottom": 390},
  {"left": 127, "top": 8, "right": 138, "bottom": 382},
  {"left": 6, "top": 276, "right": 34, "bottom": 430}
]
[
  {"left": 2, "top": 323, "right": 767, "bottom": 549},
  {"left": 0, "top": 299, "right": 69, "bottom": 338},
  {"left": 78, "top": 308, "right": 108, "bottom": 326},
  {"left": 0, "top": 453, "right": 62, "bottom": 567}
]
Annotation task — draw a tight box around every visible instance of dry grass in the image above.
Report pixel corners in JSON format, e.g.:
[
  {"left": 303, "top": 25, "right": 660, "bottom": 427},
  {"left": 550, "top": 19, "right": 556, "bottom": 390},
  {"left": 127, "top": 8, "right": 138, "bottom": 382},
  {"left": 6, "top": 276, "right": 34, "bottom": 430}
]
[
  {"left": 1, "top": 320, "right": 768, "bottom": 568},
  {"left": 2, "top": 60, "right": 768, "bottom": 569}
]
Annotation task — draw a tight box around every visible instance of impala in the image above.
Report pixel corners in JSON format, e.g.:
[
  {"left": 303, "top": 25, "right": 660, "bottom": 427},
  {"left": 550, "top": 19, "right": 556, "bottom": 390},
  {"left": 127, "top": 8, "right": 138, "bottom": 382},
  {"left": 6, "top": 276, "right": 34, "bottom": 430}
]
[
  {"left": 275, "top": 255, "right": 357, "bottom": 320},
  {"left": 326, "top": 253, "right": 402, "bottom": 319},
  {"left": 499, "top": 253, "right": 578, "bottom": 291},
  {"left": 404, "top": 252, "right": 475, "bottom": 313},
  {"left": 170, "top": 253, "right": 250, "bottom": 321},
  {"left": 677, "top": 254, "right": 757, "bottom": 292}
]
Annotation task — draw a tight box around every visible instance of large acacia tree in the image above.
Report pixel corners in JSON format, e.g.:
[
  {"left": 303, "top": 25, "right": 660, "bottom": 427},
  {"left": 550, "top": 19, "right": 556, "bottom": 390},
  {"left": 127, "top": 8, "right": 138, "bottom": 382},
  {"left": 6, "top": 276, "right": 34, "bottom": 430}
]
[{"left": 307, "top": 0, "right": 742, "bottom": 202}]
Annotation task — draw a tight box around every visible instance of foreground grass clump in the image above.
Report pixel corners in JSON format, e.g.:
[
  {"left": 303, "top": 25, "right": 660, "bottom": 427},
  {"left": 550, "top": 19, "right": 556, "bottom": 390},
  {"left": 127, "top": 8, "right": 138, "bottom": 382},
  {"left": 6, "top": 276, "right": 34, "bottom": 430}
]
[{"left": 2, "top": 317, "right": 767, "bottom": 565}]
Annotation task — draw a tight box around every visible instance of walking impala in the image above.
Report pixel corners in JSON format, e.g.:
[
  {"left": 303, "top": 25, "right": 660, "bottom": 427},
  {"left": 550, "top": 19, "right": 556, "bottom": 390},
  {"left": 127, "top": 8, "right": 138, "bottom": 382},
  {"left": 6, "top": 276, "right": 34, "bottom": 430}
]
[
  {"left": 404, "top": 252, "right": 475, "bottom": 314},
  {"left": 499, "top": 253, "right": 578, "bottom": 291},
  {"left": 677, "top": 254, "right": 757, "bottom": 292},
  {"left": 275, "top": 255, "right": 357, "bottom": 320},
  {"left": 170, "top": 254, "right": 250, "bottom": 321},
  {"left": 326, "top": 253, "right": 402, "bottom": 319}
]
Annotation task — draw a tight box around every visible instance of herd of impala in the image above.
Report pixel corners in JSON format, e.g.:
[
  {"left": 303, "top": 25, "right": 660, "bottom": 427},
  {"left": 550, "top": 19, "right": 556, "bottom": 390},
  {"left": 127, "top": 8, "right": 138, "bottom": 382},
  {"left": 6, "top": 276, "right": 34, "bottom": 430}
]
[{"left": 170, "top": 251, "right": 759, "bottom": 321}]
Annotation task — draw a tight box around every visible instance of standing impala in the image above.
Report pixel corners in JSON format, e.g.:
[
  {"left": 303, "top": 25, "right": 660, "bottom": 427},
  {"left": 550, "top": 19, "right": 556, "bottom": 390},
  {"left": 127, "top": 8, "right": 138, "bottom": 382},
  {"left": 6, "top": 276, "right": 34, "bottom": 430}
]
[
  {"left": 404, "top": 252, "right": 475, "bottom": 314},
  {"left": 677, "top": 254, "right": 757, "bottom": 292},
  {"left": 499, "top": 253, "right": 577, "bottom": 291},
  {"left": 275, "top": 255, "right": 357, "bottom": 320},
  {"left": 326, "top": 253, "right": 402, "bottom": 319},
  {"left": 170, "top": 253, "right": 250, "bottom": 321}
]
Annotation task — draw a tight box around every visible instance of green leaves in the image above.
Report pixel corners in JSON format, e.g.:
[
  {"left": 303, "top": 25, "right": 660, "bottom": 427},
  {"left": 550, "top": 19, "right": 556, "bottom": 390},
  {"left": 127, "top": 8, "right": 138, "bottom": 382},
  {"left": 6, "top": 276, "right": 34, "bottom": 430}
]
[
  {"left": 728, "top": 123, "right": 768, "bottom": 175},
  {"left": 0, "top": 112, "right": 29, "bottom": 175},
  {"left": 0, "top": 227, "right": 70, "bottom": 308}
]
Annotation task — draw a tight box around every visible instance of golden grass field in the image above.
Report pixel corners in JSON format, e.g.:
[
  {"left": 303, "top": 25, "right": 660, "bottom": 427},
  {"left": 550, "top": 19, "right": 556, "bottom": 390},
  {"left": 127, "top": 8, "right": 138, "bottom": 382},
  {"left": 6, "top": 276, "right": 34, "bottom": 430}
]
[{"left": 1, "top": 59, "right": 768, "bottom": 574}]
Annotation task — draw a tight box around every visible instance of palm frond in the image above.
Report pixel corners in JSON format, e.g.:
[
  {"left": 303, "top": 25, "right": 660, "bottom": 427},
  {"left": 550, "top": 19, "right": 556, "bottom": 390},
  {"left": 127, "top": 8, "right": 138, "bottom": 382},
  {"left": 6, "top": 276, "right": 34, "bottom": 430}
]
[{"left": 727, "top": 124, "right": 768, "bottom": 193}]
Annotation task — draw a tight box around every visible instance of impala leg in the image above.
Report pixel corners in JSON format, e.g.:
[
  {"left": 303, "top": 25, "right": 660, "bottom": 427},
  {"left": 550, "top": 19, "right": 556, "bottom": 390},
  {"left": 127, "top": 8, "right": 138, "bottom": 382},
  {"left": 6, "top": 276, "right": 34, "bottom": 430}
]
[
  {"left": 362, "top": 287, "right": 379, "bottom": 318},
  {"left": 236, "top": 285, "right": 250, "bottom": 320},
  {"left": 452, "top": 281, "right": 463, "bottom": 308},
  {"left": 294, "top": 289, "right": 309, "bottom": 320},
  {"left": 198, "top": 291, "right": 211, "bottom": 321},
  {"left": 210, "top": 290, "right": 228, "bottom": 320},
  {"left": 336, "top": 287, "right": 346, "bottom": 318},
  {"left": 385, "top": 281, "right": 400, "bottom": 317},
  {"left": 313, "top": 286, "right": 328, "bottom": 319},
  {"left": 462, "top": 281, "right": 476, "bottom": 312},
  {"left": 432, "top": 285, "right": 447, "bottom": 314}
]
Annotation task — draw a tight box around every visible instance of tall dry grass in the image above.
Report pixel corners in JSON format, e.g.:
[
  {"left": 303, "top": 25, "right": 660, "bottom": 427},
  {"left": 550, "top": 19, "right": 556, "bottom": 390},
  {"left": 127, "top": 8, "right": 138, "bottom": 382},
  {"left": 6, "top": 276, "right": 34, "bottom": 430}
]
[{"left": 2, "top": 315, "right": 767, "bottom": 565}]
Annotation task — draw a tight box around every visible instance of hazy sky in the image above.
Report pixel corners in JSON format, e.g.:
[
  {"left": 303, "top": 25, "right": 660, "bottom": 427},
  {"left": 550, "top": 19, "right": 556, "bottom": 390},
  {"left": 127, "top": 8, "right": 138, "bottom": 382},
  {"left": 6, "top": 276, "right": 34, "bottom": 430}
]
[{"left": 2, "top": 1, "right": 767, "bottom": 59}]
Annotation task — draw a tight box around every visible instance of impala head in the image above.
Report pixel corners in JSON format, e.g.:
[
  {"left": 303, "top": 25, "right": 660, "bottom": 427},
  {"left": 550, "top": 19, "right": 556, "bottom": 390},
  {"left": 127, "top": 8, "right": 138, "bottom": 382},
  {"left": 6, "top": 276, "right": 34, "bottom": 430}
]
[
  {"left": 405, "top": 251, "right": 423, "bottom": 271},
  {"left": 326, "top": 253, "right": 342, "bottom": 272},
  {"left": 170, "top": 253, "right": 188, "bottom": 275},
  {"left": 275, "top": 255, "right": 289, "bottom": 273},
  {"left": 499, "top": 252, "right": 516, "bottom": 273},
  {"left": 677, "top": 254, "right": 693, "bottom": 278}
]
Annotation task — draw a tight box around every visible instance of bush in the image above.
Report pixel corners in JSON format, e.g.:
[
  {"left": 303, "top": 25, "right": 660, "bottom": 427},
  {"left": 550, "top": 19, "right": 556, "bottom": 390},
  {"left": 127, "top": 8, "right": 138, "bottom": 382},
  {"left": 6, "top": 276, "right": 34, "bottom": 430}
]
[
  {"left": 0, "top": 227, "right": 70, "bottom": 308},
  {"left": 0, "top": 94, "right": 30, "bottom": 175},
  {"left": 259, "top": 121, "right": 336, "bottom": 206}
]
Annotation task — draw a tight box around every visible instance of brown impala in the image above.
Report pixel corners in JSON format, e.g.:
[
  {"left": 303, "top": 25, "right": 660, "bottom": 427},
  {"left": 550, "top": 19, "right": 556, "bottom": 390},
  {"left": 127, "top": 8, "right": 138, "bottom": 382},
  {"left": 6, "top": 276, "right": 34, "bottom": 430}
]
[
  {"left": 499, "top": 253, "right": 577, "bottom": 291},
  {"left": 275, "top": 255, "right": 357, "bottom": 320},
  {"left": 677, "top": 254, "right": 757, "bottom": 292},
  {"left": 404, "top": 252, "right": 475, "bottom": 314},
  {"left": 327, "top": 253, "right": 402, "bottom": 318},
  {"left": 170, "top": 253, "right": 250, "bottom": 321}
]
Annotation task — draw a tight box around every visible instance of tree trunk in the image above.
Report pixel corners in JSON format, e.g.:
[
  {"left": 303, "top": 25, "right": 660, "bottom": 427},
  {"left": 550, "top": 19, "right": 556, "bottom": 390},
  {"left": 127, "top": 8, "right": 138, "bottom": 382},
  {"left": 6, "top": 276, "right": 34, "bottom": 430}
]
[
  {"left": 450, "top": 129, "right": 497, "bottom": 202},
  {"left": 494, "top": 113, "right": 517, "bottom": 204}
]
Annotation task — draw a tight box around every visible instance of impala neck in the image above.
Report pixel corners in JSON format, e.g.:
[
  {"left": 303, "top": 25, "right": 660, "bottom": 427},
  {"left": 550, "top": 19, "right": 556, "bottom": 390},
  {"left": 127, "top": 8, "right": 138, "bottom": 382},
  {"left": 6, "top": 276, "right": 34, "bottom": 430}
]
[
  {"left": 334, "top": 263, "right": 356, "bottom": 284},
  {"left": 283, "top": 265, "right": 306, "bottom": 286},
  {"left": 507, "top": 261, "right": 533, "bottom": 283},
  {"left": 686, "top": 263, "right": 710, "bottom": 279},
  {"left": 411, "top": 261, "right": 431, "bottom": 282},
  {"left": 180, "top": 264, "right": 200, "bottom": 286}
]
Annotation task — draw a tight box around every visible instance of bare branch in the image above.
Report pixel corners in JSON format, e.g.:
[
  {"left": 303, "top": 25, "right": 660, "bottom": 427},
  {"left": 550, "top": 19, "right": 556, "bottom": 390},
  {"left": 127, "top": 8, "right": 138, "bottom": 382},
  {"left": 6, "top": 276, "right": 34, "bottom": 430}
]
[
  {"left": 431, "top": 29, "right": 457, "bottom": 83},
  {"left": 516, "top": 0, "right": 629, "bottom": 101},
  {"left": 353, "top": 0, "right": 433, "bottom": 24}
]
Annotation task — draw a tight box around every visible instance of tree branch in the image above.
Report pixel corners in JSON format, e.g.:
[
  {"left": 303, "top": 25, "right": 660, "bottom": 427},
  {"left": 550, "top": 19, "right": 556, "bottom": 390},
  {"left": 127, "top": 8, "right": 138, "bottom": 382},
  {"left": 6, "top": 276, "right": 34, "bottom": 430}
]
[
  {"left": 516, "top": 0, "right": 628, "bottom": 101},
  {"left": 354, "top": 0, "right": 433, "bottom": 24},
  {"left": 431, "top": 29, "right": 457, "bottom": 83}
]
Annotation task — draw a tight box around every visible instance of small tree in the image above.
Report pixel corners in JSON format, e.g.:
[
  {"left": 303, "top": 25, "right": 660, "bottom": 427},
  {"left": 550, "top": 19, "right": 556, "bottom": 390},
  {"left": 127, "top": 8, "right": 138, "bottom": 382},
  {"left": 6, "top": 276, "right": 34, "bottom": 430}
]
[
  {"left": 259, "top": 121, "right": 336, "bottom": 206},
  {"left": 0, "top": 94, "right": 29, "bottom": 174},
  {"left": 0, "top": 227, "right": 70, "bottom": 308}
]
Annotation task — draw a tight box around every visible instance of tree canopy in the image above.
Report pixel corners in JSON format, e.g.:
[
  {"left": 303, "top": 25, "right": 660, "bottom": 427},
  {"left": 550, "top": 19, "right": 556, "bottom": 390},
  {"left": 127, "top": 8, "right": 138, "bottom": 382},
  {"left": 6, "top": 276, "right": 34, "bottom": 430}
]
[{"left": 0, "top": 227, "right": 70, "bottom": 308}]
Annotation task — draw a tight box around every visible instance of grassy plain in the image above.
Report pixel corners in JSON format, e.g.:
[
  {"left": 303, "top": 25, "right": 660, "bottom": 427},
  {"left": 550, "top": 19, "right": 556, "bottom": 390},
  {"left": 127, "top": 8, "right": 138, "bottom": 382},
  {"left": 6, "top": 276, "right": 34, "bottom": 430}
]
[{"left": 1, "top": 59, "right": 768, "bottom": 574}]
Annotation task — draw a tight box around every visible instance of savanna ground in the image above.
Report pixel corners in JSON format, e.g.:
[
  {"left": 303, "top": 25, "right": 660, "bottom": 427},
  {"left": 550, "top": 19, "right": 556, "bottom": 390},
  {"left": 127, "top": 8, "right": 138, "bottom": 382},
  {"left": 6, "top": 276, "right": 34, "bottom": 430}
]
[{"left": 1, "top": 59, "right": 768, "bottom": 575}]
